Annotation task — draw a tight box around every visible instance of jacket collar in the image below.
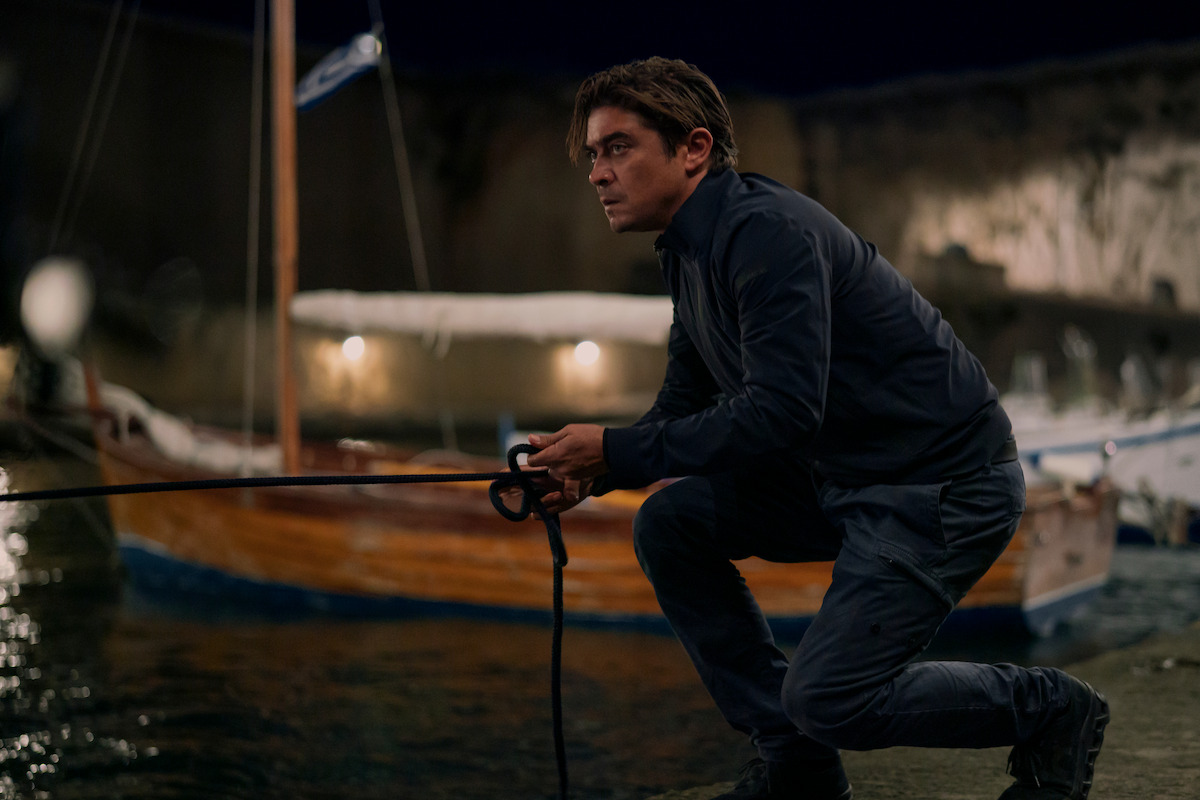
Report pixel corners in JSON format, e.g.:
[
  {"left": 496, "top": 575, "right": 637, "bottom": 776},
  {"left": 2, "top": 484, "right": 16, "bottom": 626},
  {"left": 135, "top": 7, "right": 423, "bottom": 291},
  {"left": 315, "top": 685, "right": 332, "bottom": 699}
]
[{"left": 655, "top": 168, "right": 738, "bottom": 257}]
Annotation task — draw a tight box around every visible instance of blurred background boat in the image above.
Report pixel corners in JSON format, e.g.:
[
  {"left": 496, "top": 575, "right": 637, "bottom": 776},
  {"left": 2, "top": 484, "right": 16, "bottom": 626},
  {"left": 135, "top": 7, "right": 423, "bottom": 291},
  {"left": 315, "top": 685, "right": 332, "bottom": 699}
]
[{"left": 1005, "top": 335, "right": 1200, "bottom": 546}]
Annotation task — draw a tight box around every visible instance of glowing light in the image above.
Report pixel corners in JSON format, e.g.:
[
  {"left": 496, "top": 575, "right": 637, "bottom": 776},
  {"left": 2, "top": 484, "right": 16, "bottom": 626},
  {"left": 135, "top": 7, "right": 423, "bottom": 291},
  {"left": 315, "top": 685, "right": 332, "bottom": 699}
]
[
  {"left": 20, "top": 257, "right": 93, "bottom": 357},
  {"left": 355, "top": 32, "right": 381, "bottom": 58},
  {"left": 342, "top": 335, "right": 365, "bottom": 361},
  {"left": 574, "top": 340, "right": 600, "bottom": 366}
]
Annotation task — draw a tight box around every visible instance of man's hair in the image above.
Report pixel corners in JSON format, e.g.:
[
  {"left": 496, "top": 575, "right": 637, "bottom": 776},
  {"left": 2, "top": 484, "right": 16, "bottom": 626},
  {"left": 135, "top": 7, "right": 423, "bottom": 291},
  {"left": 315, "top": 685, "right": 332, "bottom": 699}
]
[{"left": 566, "top": 57, "right": 738, "bottom": 172}]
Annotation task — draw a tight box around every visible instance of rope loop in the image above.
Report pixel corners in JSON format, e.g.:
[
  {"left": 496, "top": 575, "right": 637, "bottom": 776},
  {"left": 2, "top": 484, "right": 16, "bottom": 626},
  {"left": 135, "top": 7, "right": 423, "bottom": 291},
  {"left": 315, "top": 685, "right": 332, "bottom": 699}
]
[{"left": 488, "top": 444, "right": 568, "bottom": 568}]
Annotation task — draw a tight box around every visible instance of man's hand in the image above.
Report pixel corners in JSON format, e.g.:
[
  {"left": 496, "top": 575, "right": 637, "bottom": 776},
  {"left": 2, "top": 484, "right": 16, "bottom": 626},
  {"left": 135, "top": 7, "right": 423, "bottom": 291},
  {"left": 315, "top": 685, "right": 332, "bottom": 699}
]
[
  {"left": 536, "top": 476, "right": 595, "bottom": 516},
  {"left": 526, "top": 424, "right": 607, "bottom": 481},
  {"left": 496, "top": 474, "right": 593, "bottom": 516},
  {"left": 525, "top": 424, "right": 608, "bottom": 513}
]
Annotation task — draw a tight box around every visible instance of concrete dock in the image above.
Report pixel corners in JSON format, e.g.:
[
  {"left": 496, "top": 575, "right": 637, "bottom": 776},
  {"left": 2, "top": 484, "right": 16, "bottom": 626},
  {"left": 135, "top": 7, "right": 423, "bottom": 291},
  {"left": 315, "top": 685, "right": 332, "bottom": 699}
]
[{"left": 648, "top": 621, "right": 1200, "bottom": 799}]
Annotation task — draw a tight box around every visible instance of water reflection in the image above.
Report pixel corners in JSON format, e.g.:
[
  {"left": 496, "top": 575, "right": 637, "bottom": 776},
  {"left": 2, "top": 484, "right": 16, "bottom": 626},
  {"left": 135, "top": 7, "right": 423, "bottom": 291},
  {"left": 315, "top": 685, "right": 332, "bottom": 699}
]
[
  {"left": 1, "top": 459, "right": 139, "bottom": 800},
  {"left": 1, "top": 466, "right": 54, "bottom": 796}
]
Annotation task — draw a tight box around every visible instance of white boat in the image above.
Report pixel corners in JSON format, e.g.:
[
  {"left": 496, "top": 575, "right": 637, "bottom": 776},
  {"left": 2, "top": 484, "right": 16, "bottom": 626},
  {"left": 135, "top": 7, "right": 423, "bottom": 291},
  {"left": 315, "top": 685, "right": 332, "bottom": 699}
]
[{"left": 1003, "top": 337, "right": 1200, "bottom": 544}]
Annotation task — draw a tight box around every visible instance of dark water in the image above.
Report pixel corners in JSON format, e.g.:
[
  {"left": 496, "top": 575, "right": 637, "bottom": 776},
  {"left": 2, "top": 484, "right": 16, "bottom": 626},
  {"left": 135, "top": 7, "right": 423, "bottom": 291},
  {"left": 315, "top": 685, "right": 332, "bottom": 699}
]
[{"left": 3, "top": 443, "right": 1200, "bottom": 800}]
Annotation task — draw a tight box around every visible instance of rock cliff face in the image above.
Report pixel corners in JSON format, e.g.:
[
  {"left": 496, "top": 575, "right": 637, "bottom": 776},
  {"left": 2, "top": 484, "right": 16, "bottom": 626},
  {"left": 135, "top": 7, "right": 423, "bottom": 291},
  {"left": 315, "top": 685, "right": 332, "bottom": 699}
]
[
  {"left": 901, "top": 135, "right": 1200, "bottom": 307},
  {"left": 432, "top": 43, "right": 1200, "bottom": 317},
  {"left": 790, "top": 45, "right": 1200, "bottom": 310}
]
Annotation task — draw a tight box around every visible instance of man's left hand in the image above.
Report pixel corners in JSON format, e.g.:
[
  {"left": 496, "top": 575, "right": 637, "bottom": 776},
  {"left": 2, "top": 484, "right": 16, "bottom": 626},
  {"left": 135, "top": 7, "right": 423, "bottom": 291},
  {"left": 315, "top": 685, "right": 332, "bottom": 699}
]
[{"left": 526, "top": 424, "right": 608, "bottom": 482}]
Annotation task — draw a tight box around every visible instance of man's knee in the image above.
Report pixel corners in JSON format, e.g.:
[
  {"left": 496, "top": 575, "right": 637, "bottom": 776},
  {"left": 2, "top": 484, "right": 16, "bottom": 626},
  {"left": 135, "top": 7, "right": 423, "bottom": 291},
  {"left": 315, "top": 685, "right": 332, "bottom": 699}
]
[
  {"left": 632, "top": 488, "right": 682, "bottom": 575},
  {"left": 782, "top": 665, "right": 881, "bottom": 751},
  {"left": 633, "top": 480, "right": 729, "bottom": 585}
]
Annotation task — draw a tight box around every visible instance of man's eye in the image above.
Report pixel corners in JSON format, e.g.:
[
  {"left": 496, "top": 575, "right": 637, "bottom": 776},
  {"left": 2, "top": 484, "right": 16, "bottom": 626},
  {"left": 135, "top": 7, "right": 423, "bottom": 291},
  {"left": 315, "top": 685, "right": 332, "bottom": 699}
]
[{"left": 611, "top": 143, "right": 627, "bottom": 154}]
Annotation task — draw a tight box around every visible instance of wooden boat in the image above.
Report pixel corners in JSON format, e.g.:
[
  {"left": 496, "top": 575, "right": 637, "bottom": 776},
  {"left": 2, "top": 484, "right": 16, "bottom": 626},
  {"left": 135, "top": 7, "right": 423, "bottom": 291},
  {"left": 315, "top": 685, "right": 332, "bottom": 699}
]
[
  {"left": 92, "top": 388, "right": 1117, "bottom": 636},
  {"left": 84, "top": 0, "right": 1116, "bottom": 637}
]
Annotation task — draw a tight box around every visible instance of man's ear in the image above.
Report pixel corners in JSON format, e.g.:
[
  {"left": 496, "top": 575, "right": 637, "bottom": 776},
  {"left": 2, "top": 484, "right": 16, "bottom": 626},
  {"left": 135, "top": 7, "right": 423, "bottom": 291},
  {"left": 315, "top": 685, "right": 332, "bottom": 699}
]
[{"left": 682, "top": 128, "right": 714, "bottom": 175}]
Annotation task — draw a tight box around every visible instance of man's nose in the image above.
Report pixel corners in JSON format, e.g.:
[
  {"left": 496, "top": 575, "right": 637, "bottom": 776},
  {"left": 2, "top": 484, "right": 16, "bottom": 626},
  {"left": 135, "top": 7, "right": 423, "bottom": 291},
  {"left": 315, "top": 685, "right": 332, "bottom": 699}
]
[{"left": 589, "top": 160, "right": 611, "bottom": 186}]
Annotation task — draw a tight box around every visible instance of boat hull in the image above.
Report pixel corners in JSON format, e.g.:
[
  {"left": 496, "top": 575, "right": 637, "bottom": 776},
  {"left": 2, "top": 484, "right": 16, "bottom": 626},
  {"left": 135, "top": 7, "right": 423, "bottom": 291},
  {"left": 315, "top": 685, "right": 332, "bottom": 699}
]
[{"left": 97, "top": 423, "right": 1117, "bottom": 636}]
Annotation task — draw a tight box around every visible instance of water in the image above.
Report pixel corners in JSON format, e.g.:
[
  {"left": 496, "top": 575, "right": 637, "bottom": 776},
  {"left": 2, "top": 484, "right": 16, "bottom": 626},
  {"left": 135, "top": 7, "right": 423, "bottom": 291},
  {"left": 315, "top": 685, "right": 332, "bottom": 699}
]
[{"left": 3, "top": 441, "right": 1200, "bottom": 800}]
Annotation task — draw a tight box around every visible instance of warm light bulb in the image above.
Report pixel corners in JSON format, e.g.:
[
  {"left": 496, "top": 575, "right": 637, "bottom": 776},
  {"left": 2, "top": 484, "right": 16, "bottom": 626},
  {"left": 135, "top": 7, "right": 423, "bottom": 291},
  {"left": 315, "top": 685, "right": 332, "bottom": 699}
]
[
  {"left": 574, "top": 340, "right": 600, "bottom": 365},
  {"left": 342, "top": 335, "right": 365, "bottom": 360}
]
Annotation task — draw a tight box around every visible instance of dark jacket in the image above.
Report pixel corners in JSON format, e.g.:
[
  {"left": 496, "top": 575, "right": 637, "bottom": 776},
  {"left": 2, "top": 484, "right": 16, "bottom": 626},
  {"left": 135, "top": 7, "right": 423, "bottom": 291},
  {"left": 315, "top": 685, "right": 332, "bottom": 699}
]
[{"left": 602, "top": 168, "right": 1012, "bottom": 489}]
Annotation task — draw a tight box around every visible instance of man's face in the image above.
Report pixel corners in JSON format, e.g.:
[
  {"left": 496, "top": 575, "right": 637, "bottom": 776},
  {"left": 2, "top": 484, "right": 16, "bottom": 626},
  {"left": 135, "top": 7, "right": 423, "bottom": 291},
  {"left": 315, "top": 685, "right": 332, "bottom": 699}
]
[{"left": 584, "top": 106, "right": 691, "bottom": 233}]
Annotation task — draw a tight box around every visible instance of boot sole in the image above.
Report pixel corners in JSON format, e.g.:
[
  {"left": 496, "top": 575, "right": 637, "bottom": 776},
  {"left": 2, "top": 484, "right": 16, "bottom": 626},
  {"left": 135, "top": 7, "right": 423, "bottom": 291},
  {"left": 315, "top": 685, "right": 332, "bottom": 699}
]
[{"left": 1073, "top": 682, "right": 1109, "bottom": 800}]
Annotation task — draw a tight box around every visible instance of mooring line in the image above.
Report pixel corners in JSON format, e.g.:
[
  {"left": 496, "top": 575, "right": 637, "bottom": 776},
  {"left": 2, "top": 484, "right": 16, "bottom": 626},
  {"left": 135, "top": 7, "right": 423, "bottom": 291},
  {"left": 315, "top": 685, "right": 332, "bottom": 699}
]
[
  {"left": 0, "top": 468, "right": 538, "bottom": 503},
  {"left": 1, "top": 443, "right": 571, "bottom": 799}
]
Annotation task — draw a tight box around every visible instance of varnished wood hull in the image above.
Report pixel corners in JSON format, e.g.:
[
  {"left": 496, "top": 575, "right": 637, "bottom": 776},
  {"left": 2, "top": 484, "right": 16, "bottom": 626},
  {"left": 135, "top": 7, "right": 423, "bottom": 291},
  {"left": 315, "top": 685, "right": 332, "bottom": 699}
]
[{"left": 96, "top": 421, "right": 1116, "bottom": 635}]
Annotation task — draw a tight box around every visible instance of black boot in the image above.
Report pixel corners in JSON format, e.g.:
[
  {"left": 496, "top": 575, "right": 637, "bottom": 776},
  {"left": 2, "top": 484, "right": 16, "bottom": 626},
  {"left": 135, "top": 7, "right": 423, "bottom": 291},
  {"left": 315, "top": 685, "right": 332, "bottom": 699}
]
[
  {"left": 999, "top": 673, "right": 1110, "bottom": 799},
  {"left": 712, "top": 756, "right": 852, "bottom": 800}
]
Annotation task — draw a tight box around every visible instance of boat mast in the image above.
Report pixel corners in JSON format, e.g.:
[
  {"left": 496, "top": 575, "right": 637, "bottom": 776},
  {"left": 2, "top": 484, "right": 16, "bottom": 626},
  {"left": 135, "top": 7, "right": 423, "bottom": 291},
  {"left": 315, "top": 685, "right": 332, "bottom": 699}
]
[{"left": 270, "top": 0, "right": 301, "bottom": 474}]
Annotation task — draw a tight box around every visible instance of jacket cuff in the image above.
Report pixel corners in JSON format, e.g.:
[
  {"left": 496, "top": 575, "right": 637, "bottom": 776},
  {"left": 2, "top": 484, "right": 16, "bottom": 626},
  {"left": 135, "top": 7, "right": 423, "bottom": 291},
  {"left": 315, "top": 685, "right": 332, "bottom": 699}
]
[{"left": 600, "top": 425, "right": 657, "bottom": 490}]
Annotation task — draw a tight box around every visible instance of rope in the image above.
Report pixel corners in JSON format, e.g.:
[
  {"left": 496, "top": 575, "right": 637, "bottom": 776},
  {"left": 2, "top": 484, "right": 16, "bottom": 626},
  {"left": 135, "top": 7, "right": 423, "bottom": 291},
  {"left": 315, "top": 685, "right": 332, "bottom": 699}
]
[
  {"left": 47, "top": 0, "right": 121, "bottom": 255},
  {"left": 492, "top": 444, "right": 569, "bottom": 798},
  {"left": 0, "top": 468, "right": 526, "bottom": 503},
  {"left": 366, "top": 0, "right": 432, "bottom": 293},
  {"left": 48, "top": 0, "right": 141, "bottom": 255},
  {"left": 0, "top": 443, "right": 571, "bottom": 798}
]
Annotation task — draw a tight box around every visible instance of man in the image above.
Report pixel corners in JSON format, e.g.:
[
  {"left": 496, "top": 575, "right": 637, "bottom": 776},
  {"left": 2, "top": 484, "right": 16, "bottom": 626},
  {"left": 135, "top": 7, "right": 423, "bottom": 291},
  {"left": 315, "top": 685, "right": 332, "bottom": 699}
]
[{"left": 526, "top": 57, "right": 1108, "bottom": 800}]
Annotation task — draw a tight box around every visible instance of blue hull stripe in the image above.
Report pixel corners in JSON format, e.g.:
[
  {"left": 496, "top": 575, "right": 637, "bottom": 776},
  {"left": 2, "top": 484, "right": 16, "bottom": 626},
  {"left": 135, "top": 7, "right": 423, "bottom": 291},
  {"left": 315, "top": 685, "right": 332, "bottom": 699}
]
[
  {"left": 118, "top": 543, "right": 1094, "bottom": 637},
  {"left": 1024, "top": 420, "right": 1200, "bottom": 460}
]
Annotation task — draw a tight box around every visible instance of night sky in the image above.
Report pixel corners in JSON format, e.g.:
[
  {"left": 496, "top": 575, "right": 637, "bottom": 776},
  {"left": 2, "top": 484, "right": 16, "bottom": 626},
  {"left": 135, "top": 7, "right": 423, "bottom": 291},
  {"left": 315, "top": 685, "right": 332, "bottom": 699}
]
[{"left": 118, "top": 0, "right": 1200, "bottom": 97}]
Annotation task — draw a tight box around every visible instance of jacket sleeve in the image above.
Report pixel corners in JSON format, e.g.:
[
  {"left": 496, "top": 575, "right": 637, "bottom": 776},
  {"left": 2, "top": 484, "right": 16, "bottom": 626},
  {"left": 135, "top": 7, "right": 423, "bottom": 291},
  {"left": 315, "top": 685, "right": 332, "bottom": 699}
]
[
  {"left": 591, "top": 308, "right": 721, "bottom": 493},
  {"left": 603, "top": 212, "right": 832, "bottom": 488},
  {"left": 633, "top": 308, "right": 722, "bottom": 426}
]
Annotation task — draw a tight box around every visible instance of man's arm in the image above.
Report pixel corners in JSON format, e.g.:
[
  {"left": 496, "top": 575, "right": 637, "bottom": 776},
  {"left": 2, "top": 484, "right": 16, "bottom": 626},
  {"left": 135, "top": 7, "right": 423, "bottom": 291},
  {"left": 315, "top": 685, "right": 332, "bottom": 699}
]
[{"left": 526, "top": 311, "right": 720, "bottom": 508}]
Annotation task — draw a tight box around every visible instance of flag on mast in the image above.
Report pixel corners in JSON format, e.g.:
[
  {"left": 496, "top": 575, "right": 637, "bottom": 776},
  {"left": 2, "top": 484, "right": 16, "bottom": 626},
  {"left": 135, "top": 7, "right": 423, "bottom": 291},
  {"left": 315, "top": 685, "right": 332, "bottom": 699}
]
[{"left": 295, "top": 31, "right": 382, "bottom": 111}]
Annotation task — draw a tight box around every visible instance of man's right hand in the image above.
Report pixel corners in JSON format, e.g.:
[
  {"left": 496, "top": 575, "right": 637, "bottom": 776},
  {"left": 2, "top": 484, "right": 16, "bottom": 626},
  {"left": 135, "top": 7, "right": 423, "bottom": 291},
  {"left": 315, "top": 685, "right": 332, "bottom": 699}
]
[
  {"left": 496, "top": 474, "right": 593, "bottom": 517},
  {"left": 536, "top": 476, "right": 594, "bottom": 516}
]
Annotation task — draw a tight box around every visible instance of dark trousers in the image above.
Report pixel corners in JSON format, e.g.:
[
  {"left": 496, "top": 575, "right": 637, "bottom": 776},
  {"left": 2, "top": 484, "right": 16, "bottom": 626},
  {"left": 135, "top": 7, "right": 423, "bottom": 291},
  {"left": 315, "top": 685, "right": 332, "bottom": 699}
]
[{"left": 633, "top": 456, "right": 1073, "bottom": 760}]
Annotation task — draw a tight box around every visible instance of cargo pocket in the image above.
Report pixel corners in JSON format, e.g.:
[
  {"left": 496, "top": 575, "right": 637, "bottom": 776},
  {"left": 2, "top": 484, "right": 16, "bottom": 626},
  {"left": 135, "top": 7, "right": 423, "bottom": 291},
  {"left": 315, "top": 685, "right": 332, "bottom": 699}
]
[{"left": 876, "top": 540, "right": 955, "bottom": 611}]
